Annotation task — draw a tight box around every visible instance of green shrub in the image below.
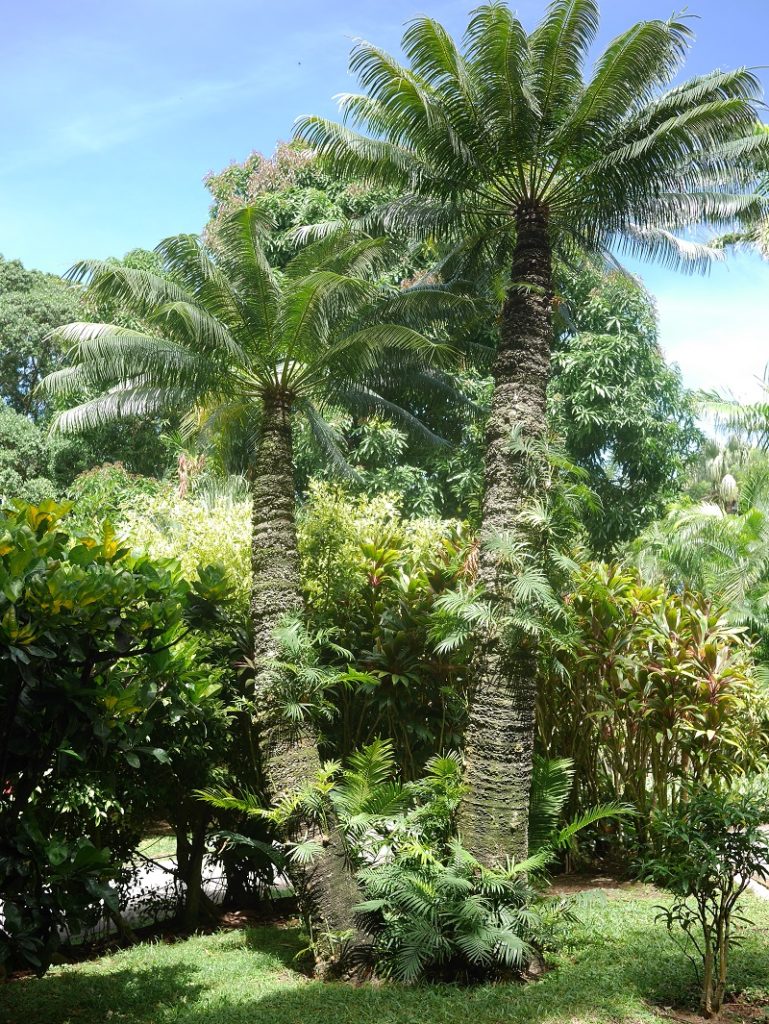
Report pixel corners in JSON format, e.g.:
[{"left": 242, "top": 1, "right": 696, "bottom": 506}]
[
  {"left": 347, "top": 748, "right": 625, "bottom": 982},
  {"left": 644, "top": 781, "right": 769, "bottom": 1018},
  {"left": 356, "top": 841, "right": 544, "bottom": 982},
  {"left": 65, "top": 462, "right": 164, "bottom": 528},
  {"left": 298, "top": 482, "right": 473, "bottom": 772},
  {"left": 209, "top": 738, "right": 626, "bottom": 980},
  {"left": 0, "top": 406, "right": 57, "bottom": 503},
  {"left": 0, "top": 500, "right": 230, "bottom": 973}
]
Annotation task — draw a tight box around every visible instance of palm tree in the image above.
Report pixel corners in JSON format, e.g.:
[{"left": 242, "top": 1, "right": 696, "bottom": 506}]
[
  {"left": 704, "top": 375, "right": 769, "bottom": 455},
  {"left": 41, "top": 206, "right": 461, "bottom": 970},
  {"left": 296, "top": 0, "right": 769, "bottom": 865},
  {"left": 711, "top": 123, "right": 769, "bottom": 255}
]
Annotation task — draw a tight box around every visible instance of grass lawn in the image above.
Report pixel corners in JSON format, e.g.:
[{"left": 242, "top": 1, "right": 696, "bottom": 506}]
[
  {"left": 136, "top": 831, "right": 177, "bottom": 862},
  {"left": 2, "top": 886, "right": 769, "bottom": 1024}
]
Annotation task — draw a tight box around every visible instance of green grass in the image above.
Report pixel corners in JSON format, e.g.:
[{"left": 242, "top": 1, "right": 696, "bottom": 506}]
[
  {"left": 3, "top": 888, "right": 769, "bottom": 1024},
  {"left": 136, "top": 832, "right": 177, "bottom": 862}
]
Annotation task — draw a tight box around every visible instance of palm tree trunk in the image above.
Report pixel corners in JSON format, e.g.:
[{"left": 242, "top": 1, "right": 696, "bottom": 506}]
[
  {"left": 251, "top": 395, "right": 368, "bottom": 976},
  {"left": 458, "top": 206, "right": 553, "bottom": 867}
]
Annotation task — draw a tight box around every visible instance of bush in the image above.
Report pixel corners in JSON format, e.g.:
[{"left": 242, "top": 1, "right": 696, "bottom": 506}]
[
  {"left": 215, "top": 739, "right": 626, "bottom": 981},
  {"left": 356, "top": 841, "right": 544, "bottom": 982},
  {"left": 298, "top": 482, "right": 473, "bottom": 772},
  {"left": 110, "top": 479, "right": 251, "bottom": 612},
  {"left": 0, "top": 500, "right": 230, "bottom": 973},
  {"left": 540, "top": 563, "right": 769, "bottom": 848},
  {"left": 347, "top": 748, "right": 626, "bottom": 982},
  {"left": 64, "top": 462, "right": 164, "bottom": 525},
  {"left": 644, "top": 781, "right": 769, "bottom": 1018}
]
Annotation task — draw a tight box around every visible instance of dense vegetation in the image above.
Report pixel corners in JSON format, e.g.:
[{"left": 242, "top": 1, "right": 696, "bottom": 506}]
[{"left": 2, "top": 1, "right": 769, "bottom": 1020}]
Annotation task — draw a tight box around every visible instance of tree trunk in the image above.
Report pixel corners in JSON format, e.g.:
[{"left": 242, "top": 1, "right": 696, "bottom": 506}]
[
  {"left": 179, "top": 810, "right": 214, "bottom": 930},
  {"left": 458, "top": 206, "right": 553, "bottom": 867},
  {"left": 703, "top": 935, "right": 715, "bottom": 1018},
  {"left": 713, "top": 915, "right": 729, "bottom": 1017},
  {"left": 251, "top": 395, "right": 369, "bottom": 976}
]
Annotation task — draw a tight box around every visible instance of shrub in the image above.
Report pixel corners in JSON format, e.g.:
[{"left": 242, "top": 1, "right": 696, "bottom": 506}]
[
  {"left": 540, "top": 563, "right": 769, "bottom": 847},
  {"left": 212, "top": 739, "right": 626, "bottom": 980},
  {"left": 349, "top": 747, "right": 625, "bottom": 982},
  {"left": 298, "top": 482, "right": 473, "bottom": 772},
  {"left": 65, "top": 468, "right": 251, "bottom": 615},
  {"left": 644, "top": 781, "right": 769, "bottom": 1018},
  {"left": 0, "top": 500, "right": 230, "bottom": 973},
  {"left": 65, "top": 463, "right": 164, "bottom": 529},
  {"left": 356, "top": 841, "right": 544, "bottom": 982}
]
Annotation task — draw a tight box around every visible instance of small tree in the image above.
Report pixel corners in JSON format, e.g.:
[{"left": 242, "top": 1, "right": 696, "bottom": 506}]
[
  {"left": 42, "top": 210, "right": 465, "bottom": 973},
  {"left": 645, "top": 783, "right": 769, "bottom": 1018}
]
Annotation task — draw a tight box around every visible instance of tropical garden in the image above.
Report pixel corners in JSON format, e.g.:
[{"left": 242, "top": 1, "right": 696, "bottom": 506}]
[{"left": 4, "top": 3, "right": 769, "bottom": 1022}]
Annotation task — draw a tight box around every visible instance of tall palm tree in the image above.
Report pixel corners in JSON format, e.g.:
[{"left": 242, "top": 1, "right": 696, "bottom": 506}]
[
  {"left": 42, "top": 206, "right": 461, "bottom": 969},
  {"left": 296, "top": 0, "right": 769, "bottom": 866}
]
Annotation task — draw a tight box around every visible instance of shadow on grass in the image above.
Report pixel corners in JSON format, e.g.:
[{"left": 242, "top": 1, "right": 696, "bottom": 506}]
[
  {"left": 3, "top": 909, "right": 768, "bottom": 1024},
  {"left": 184, "top": 921, "right": 769, "bottom": 1024},
  {"left": 0, "top": 927, "right": 311, "bottom": 1024},
  {"left": 0, "top": 962, "right": 206, "bottom": 1024},
  {"left": 243, "top": 924, "right": 314, "bottom": 973}
]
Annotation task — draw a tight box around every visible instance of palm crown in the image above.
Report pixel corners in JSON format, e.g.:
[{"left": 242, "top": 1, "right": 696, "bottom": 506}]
[
  {"left": 42, "top": 206, "right": 461, "bottom": 470},
  {"left": 297, "top": 0, "right": 768, "bottom": 271}
]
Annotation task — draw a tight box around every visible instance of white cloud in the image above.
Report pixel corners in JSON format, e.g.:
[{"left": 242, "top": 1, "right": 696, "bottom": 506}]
[{"left": 657, "top": 291, "right": 769, "bottom": 402}]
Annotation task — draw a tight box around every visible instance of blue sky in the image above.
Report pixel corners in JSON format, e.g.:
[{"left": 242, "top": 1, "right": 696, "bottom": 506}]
[{"left": 2, "top": 0, "right": 769, "bottom": 399}]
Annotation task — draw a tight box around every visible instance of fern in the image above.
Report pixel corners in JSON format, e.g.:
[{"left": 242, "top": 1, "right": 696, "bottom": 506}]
[
  {"left": 356, "top": 839, "right": 543, "bottom": 982},
  {"left": 528, "top": 756, "right": 576, "bottom": 852}
]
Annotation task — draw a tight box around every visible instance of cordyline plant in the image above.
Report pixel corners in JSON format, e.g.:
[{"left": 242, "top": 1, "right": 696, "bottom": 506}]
[
  {"left": 41, "top": 207, "right": 467, "bottom": 975},
  {"left": 539, "top": 563, "right": 768, "bottom": 842},
  {"left": 297, "top": 0, "right": 769, "bottom": 866}
]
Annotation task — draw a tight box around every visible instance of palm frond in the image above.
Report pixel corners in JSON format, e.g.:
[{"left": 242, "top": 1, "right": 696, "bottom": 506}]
[{"left": 528, "top": 0, "right": 599, "bottom": 132}]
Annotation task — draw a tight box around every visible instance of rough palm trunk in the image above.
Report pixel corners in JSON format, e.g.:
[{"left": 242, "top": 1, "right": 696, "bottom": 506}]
[
  {"left": 251, "top": 395, "right": 367, "bottom": 976},
  {"left": 458, "top": 206, "right": 553, "bottom": 867}
]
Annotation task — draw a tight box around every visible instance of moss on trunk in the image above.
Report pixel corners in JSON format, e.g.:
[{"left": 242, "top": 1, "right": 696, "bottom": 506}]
[
  {"left": 251, "top": 395, "right": 369, "bottom": 976},
  {"left": 458, "top": 207, "right": 553, "bottom": 867}
]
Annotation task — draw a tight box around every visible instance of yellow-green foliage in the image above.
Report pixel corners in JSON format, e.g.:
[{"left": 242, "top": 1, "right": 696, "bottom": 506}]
[
  {"left": 120, "top": 487, "right": 251, "bottom": 609},
  {"left": 298, "top": 482, "right": 473, "bottom": 770},
  {"left": 80, "top": 477, "right": 464, "bottom": 623},
  {"left": 298, "top": 481, "right": 463, "bottom": 617}
]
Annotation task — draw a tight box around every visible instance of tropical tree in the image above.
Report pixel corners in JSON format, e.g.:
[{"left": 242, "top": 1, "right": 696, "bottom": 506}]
[
  {"left": 550, "top": 265, "right": 701, "bottom": 553},
  {"left": 0, "top": 255, "right": 80, "bottom": 421},
  {"left": 633, "top": 471, "right": 769, "bottom": 653},
  {"left": 41, "top": 206, "right": 462, "bottom": 971},
  {"left": 297, "top": 0, "right": 769, "bottom": 865},
  {"left": 711, "top": 122, "right": 769, "bottom": 256},
  {"left": 204, "top": 142, "right": 395, "bottom": 269},
  {"left": 704, "top": 371, "right": 769, "bottom": 455}
]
